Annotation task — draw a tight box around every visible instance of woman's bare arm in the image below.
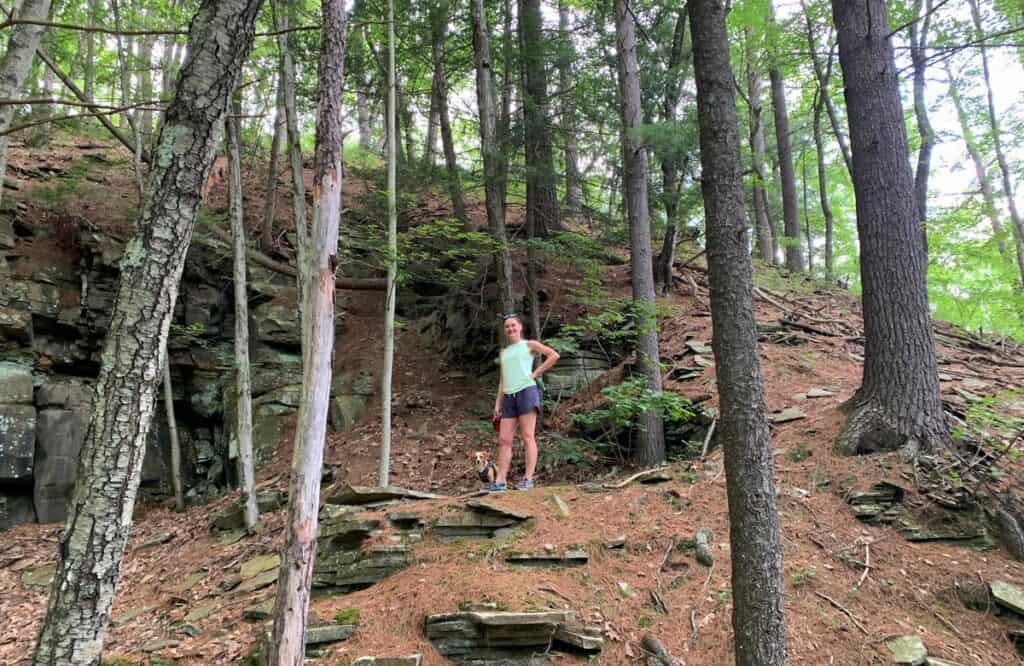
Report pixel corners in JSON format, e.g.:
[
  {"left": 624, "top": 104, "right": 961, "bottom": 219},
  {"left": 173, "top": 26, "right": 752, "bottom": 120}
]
[{"left": 527, "top": 340, "right": 560, "bottom": 379}]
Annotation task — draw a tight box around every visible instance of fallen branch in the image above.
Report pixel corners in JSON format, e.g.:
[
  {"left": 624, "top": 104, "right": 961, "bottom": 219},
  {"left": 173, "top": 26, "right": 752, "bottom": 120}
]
[
  {"left": 780, "top": 317, "right": 839, "bottom": 338},
  {"left": 700, "top": 419, "right": 717, "bottom": 460},
  {"left": 603, "top": 466, "right": 670, "bottom": 489},
  {"left": 687, "top": 608, "right": 698, "bottom": 650},
  {"left": 203, "top": 226, "right": 385, "bottom": 290},
  {"left": 639, "top": 634, "right": 681, "bottom": 666},
  {"left": 814, "top": 591, "right": 868, "bottom": 635},
  {"left": 857, "top": 543, "right": 870, "bottom": 589}
]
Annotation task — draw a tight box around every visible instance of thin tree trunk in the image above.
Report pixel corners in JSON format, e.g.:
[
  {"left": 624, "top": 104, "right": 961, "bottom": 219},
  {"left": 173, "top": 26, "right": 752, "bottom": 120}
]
[
  {"left": 969, "top": 0, "right": 1024, "bottom": 288},
  {"left": 768, "top": 6, "right": 803, "bottom": 273},
  {"left": 110, "top": 0, "right": 133, "bottom": 132},
  {"left": 273, "top": 1, "right": 311, "bottom": 349},
  {"left": 162, "top": 360, "right": 184, "bottom": 512},
  {"left": 745, "top": 27, "right": 775, "bottom": 265},
  {"left": 430, "top": 0, "right": 467, "bottom": 226},
  {"left": 831, "top": 0, "right": 949, "bottom": 456},
  {"left": 654, "top": 10, "right": 690, "bottom": 292},
  {"left": 139, "top": 33, "right": 157, "bottom": 149},
  {"left": 381, "top": 0, "right": 397, "bottom": 487},
  {"left": 356, "top": 78, "right": 371, "bottom": 151},
  {"left": 262, "top": 76, "right": 284, "bottom": 249},
  {"left": 0, "top": 0, "right": 53, "bottom": 211},
  {"left": 228, "top": 93, "right": 259, "bottom": 533},
  {"left": 519, "top": 0, "right": 561, "bottom": 236},
  {"left": 802, "top": 141, "right": 813, "bottom": 273},
  {"left": 499, "top": 0, "right": 513, "bottom": 208},
  {"left": 32, "top": 2, "right": 264, "bottom": 663},
  {"left": 689, "top": 3, "right": 789, "bottom": 663},
  {"left": 812, "top": 88, "right": 835, "bottom": 282},
  {"left": 471, "top": 0, "right": 515, "bottom": 314},
  {"left": 910, "top": 0, "right": 934, "bottom": 242},
  {"left": 558, "top": 1, "right": 581, "bottom": 216},
  {"left": 801, "top": 0, "right": 853, "bottom": 181},
  {"left": 30, "top": 56, "right": 53, "bottom": 147},
  {"left": 269, "top": 0, "right": 345, "bottom": 660},
  {"left": 83, "top": 0, "right": 96, "bottom": 102},
  {"left": 944, "top": 62, "right": 1009, "bottom": 260},
  {"left": 424, "top": 75, "right": 439, "bottom": 168},
  {"left": 616, "top": 0, "right": 664, "bottom": 467}
]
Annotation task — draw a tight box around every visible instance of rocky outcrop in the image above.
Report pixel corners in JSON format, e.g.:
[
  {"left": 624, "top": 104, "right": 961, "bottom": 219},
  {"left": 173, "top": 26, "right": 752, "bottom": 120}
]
[
  {"left": 32, "top": 376, "right": 92, "bottom": 522},
  {"left": 425, "top": 610, "right": 603, "bottom": 663}
]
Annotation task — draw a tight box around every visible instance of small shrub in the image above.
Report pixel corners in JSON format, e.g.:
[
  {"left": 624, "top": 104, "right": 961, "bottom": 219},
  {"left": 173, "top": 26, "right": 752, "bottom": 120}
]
[{"left": 334, "top": 607, "right": 361, "bottom": 625}]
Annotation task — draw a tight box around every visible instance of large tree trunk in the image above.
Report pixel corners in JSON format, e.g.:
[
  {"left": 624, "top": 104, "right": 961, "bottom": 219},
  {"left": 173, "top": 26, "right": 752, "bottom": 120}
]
[
  {"left": 744, "top": 27, "right": 775, "bottom": 265},
  {"left": 262, "top": 76, "right": 284, "bottom": 249},
  {"left": 557, "top": 1, "right": 582, "bottom": 217},
  {"left": 471, "top": 0, "right": 515, "bottom": 314},
  {"left": 0, "top": 0, "right": 52, "bottom": 211},
  {"left": 268, "top": 0, "right": 345, "bottom": 661},
  {"left": 767, "top": 7, "right": 803, "bottom": 273},
  {"left": 228, "top": 94, "right": 259, "bottom": 533},
  {"left": 969, "top": 0, "right": 1024, "bottom": 289},
  {"left": 31, "top": 1, "right": 264, "bottom": 663},
  {"left": 616, "top": 0, "right": 664, "bottom": 467},
  {"left": 430, "top": 0, "right": 467, "bottom": 226},
  {"left": 813, "top": 90, "right": 835, "bottom": 282},
  {"left": 519, "top": 0, "right": 561, "bottom": 237},
  {"left": 910, "top": 0, "right": 934, "bottom": 242},
  {"left": 654, "top": 10, "right": 690, "bottom": 292},
  {"left": 831, "top": 0, "right": 949, "bottom": 456},
  {"left": 944, "top": 63, "right": 1010, "bottom": 262},
  {"left": 689, "top": 2, "right": 789, "bottom": 663}
]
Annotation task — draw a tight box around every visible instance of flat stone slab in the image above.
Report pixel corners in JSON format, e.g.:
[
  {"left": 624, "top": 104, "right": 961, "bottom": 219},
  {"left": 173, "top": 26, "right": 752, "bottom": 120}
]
[
  {"left": 806, "top": 388, "right": 835, "bottom": 398},
  {"left": 184, "top": 603, "right": 219, "bottom": 623},
  {"left": 243, "top": 598, "right": 275, "bottom": 622},
  {"left": 553, "top": 625, "right": 604, "bottom": 651},
  {"left": 506, "top": 549, "right": 589, "bottom": 567},
  {"left": 112, "top": 605, "right": 153, "bottom": 626},
  {"left": 171, "top": 571, "right": 205, "bottom": 594},
  {"left": 306, "top": 624, "right": 357, "bottom": 645},
  {"left": 886, "top": 635, "right": 927, "bottom": 665},
  {"left": 685, "top": 340, "right": 712, "bottom": 355},
  {"left": 240, "top": 553, "right": 280, "bottom": 579},
  {"left": 21, "top": 563, "right": 56, "bottom": 589},
  {"left": 137, "top": 531, "right": 175, "bottom": 550},
  {"left": 141, "top": 638, "right": 182, "bottom": 653},
  {"left": 236, "top": 569, "right": 278, "bottom": 593},
  {"left": 769, "top": 407, "right": 807, "bottom": 424},
  {"left": 353, "top": 655, "right": 422, "bottom": 666},
  {"left": 426, "top": 610, "right": 600, "bottom": 661},
  {"left": 319, "top": 518, "right": 380, "bottom": 545},
  {"left": 326, "top": 484, "right": 442, "bottom": 506},
  {"left": 313, "top": 544, "right": 410, "bottom": 590},
  {"left": 552, "top": 494, "right": 570, "bottom": 518},
  {"left": 465, "top": 498, "right": 533, "bottom": 521},
  {"left": 991, "top": 581, "right": 1024, "bottom": 616}
]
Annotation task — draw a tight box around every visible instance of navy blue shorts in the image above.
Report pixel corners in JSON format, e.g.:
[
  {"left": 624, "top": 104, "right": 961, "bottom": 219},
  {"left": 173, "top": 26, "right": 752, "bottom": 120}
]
[{"left": 500, "top": 385, "right": 541, "bottom": 419}]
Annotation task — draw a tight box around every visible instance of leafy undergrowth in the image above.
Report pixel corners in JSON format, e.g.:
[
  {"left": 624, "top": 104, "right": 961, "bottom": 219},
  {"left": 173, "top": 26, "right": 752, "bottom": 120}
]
[{"left": 2, "top": 138, "right": 1024, "bottom": 664}]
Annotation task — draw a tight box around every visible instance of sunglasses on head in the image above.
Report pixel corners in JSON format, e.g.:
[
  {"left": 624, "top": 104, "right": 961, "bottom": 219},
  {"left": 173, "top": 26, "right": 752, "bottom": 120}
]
[{"left": 501, "top": 313, "right": 519, "bottom": 320}]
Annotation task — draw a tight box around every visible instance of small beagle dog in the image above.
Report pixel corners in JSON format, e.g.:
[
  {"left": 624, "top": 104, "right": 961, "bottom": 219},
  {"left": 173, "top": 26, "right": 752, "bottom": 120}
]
[{"left": 474, "top": 451, "right": 497, "bottom": 484}]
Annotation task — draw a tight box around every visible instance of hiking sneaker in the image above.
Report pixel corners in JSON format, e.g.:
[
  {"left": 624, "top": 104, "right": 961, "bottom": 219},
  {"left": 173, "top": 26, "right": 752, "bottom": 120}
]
[
  {"left": 482, "top": 482, "right": 507, "bottom": 493},
  {"left": 514, "top": 478, "right": 534, "bottom": 490}
]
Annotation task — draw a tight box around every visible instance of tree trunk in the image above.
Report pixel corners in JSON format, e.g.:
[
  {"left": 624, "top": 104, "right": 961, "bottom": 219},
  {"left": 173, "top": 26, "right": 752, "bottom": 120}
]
[
  {"left": 30, "top": 54, "right": 54, "bottom": 147},
  {"left": 558, "top": 1, "right": 582, "bottom": 217},
  {"left": 83, "top": 0, "right": 96, "bottom": 102},
  {"left": 31, "top": 2, "right": 263, "bottom": 663},
  {"left": 812, "top": 90, "right": 835, "bottom": 282},
  {"left": 499, "top": 0, "right": 513, "bottom": 208},
  {"left": 768, "top": 10, "right": 803, "bottom": 273},
  {"left": 162, "top": 360, "right": 184, "bottom": 512},
  {"left": 744, "top": 27, "right": 775, "bottom": 265},
  {"left": 969, "top": 0, "right": 1024, "bottom": 289},
  {"left": 356, "top": 80, "right": 372, "bottom": 151},
  {"left": 519, "top": 0, "right": 561, "bottom": 237},
  {"left": 689, "top": 3, "right": 789, "bottom": 664},
  {"left": 910, "top": 0, "right": 934, "bottom": 242},
  {"left": 110, "top": 0, "right": 133, "bottom": 131},
  {"left": 802, "top": 143, "right": 813, "bottom": 273},
  {"left": 139, "top": 33, "right": 157, "bottom": 150},
  {"left": 381, "top": 0, "right": 397, "bottom": 487},
  {"left": 430, "top": 0, "right": 467, "bottom": 226},
  {"left": 268, "top": 0, "right": 345, "bottom": 661},
  {"left": 616, "top": 0, "right": 664, "bottom": 467},
  {"left": 424, "top": 78, "right": 439, "bottom": 168},
  {"left": 0, "top": 0, "right": 53, "bottom": 211},
  {"left": 801, "top": 0, "right": 853, "bottom": 181},
  {"left": 228, "top": 94, "right": 259, "bottom": 533},
  {"left": 654, "top": 10, "right": 690, "bottom": 292},
  {"left": 273, "top": 1, "right": 311, "bottom": 348},
  {"left": 831, "top": 0, "right": 949, "bottom": 456},
  {"left": 944, "top": 62, "right": 1009, "bottom": 261},
  {"left": 471, "top": 0, "right": 515, "bottom": 314},
  {"left": 262, "top": 76, "right": 284, "bottom": 249}
]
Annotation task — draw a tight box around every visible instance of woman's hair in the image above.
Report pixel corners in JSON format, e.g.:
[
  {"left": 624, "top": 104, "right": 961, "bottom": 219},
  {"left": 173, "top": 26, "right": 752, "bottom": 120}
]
[{"left": 502, "top": 312, "right": 523, "bottom": 326}]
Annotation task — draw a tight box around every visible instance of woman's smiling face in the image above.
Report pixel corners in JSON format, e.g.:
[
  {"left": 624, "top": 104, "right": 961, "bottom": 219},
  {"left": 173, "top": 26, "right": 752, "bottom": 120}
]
[{"left": 503, "top": 316, "right": 523, "bottom": 341}]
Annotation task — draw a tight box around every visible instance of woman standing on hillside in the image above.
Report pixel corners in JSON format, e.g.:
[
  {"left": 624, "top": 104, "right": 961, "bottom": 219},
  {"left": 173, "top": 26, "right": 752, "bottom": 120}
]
[{"left": 486, "top": 313, "right": 560, "bottom": 492}]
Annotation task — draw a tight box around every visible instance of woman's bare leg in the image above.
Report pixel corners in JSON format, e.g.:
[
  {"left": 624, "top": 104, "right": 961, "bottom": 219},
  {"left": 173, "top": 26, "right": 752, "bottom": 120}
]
[
  {"left": 496, "top": 418, "right": 516, "bottom": 484},
  {"left": 518, "top": 410, "right": 538, "bottom": 481}
]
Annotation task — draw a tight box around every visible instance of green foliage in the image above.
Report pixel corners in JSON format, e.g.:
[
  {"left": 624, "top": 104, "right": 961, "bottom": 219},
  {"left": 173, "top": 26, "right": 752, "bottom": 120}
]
[
  {"left": 334, "top": 607, "right": 361, "bottom": 625},
  {"left": 790, "top": 569, "right": 817, "bottom": 588},
  {"left": 537, "top": 433, "right": 610, "bottom": 471},
  {"left": 786, "top": 443, "right": 812, "bottom": 463},
  {"left": 574, "top": 376, "right": 694, "bottom": 435}
]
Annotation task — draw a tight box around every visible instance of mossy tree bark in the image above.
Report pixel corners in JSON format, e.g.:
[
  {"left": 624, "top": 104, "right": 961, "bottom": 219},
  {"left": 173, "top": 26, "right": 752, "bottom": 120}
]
[{"left": 31, "top": 0, "right": 264, "bottom": 663}]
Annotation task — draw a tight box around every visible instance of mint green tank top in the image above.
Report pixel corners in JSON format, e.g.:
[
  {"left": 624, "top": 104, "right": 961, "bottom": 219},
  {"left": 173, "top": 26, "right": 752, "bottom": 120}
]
[{"left": 500, "top": 340, "right": 536, "bottom": 394}]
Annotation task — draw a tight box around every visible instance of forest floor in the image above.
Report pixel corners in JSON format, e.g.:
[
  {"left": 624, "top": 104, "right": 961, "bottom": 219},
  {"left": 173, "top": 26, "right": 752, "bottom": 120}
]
[{"left": 2, "top": 137, "right": 1024, "bottom": 665}]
